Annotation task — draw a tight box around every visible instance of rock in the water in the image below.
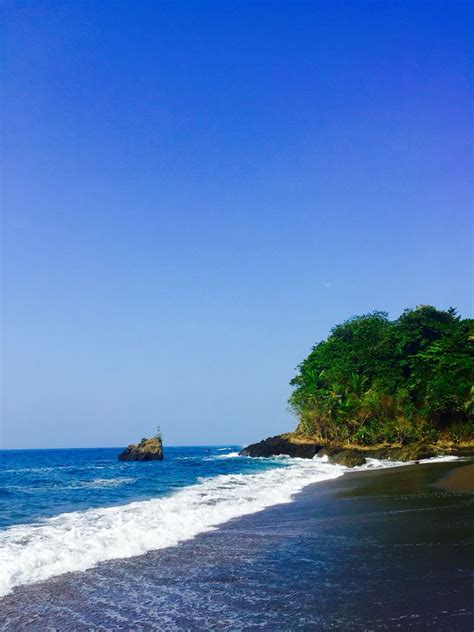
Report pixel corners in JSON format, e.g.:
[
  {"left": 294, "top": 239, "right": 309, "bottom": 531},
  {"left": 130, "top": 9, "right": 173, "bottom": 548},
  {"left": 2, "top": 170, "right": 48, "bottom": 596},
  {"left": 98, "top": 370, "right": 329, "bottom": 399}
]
[
  {"left": 118, "top": 436, "right": 163, "bottom": 461},
  {"left": 317, "top": 447, "right": 367, "bottom": 467},
  {"left": 239, "top": 435, "right": 322, "bottom": 459},
  {"left": 318, "top": 442, "right": 443, "bottom": 466}
]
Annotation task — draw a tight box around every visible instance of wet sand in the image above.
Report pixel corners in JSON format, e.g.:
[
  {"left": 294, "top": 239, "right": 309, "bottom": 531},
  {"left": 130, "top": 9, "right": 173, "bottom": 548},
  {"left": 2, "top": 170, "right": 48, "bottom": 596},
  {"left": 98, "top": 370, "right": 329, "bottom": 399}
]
[
  {"left": 0, "top": 459, "right": 473, "bottom": 630},
  {"left": 434, "top": 463, "right": 474, "bottom": 492}
]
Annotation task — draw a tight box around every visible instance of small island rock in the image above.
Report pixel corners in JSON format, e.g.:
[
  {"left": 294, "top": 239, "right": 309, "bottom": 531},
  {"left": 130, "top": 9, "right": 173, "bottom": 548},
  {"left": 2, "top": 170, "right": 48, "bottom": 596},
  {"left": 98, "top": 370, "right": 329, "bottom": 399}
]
[{"left": 118, "top": 436, "right": 163, "bottom": 461}]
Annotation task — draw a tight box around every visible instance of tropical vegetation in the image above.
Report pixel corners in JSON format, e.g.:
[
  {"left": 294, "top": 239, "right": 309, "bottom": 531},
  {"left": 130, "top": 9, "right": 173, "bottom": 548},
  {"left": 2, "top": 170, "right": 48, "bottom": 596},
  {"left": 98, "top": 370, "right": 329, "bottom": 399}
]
[{"left": 289, "top": 306, "right": 474, "bottom": 445}]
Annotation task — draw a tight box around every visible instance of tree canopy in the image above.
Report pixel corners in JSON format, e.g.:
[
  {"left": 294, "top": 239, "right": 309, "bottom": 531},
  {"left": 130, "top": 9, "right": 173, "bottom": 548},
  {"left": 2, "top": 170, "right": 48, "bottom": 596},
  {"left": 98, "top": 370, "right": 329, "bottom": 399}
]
[{"left": 289, "top": 306, "right": 474, "bottom": 445}]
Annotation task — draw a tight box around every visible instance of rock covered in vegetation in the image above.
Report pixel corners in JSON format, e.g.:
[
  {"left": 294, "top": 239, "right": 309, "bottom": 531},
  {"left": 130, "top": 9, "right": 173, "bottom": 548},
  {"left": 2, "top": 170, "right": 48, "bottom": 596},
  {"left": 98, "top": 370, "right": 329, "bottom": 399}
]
[
  {"left": 288, "top": 306, "right": 474, "bottom": 446},
  {"left": 240, "top": 306, "right": 473, "bottom": 466},
  {"left": 118, "top": 436, "right": 163, "bottom": 461}
]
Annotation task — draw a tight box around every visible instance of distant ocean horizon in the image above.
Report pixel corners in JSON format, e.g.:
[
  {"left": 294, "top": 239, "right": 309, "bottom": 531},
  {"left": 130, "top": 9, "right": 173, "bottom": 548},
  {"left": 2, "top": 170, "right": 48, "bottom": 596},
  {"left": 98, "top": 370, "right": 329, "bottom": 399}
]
[{"left": 0, "top": 446, "right": 458, "bottom": 598}]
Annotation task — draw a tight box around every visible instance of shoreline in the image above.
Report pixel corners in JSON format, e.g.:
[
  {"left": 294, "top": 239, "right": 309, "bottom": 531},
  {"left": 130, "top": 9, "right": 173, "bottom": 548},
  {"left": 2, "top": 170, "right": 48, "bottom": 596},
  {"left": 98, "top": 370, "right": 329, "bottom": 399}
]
[
  {"left": 1, "top": 458, "right": 473, "bottom": 630},
  {"left": 434, "top": 463, "right": 474, "bottom": 493},
  {"left": 240, "top": 433, "right": 474, "bottom": 465}
]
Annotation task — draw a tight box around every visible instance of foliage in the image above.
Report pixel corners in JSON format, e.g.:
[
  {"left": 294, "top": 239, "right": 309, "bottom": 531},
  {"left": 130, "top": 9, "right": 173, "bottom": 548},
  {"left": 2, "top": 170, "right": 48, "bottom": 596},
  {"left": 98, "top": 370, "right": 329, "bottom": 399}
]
[{"left": 289, "top": 306, "right": 474, "bottom": 445}]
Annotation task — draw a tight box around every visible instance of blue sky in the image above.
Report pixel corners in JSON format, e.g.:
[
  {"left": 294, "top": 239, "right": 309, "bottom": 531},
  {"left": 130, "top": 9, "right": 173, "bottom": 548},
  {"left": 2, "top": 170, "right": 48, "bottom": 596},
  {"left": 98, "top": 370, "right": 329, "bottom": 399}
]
[{"left": 2, "top": 1, "right": 472, "bottom": 449}]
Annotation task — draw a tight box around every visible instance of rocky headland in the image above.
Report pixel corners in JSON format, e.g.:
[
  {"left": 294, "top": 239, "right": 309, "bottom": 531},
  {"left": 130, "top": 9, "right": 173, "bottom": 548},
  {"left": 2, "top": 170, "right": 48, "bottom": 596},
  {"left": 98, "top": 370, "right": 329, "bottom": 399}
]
[
  {"left": 239, "top": 433, "right": 472, "bottom": 466},
  {"left": 118, "top": 436, "right": 163, "bottom": 461}
]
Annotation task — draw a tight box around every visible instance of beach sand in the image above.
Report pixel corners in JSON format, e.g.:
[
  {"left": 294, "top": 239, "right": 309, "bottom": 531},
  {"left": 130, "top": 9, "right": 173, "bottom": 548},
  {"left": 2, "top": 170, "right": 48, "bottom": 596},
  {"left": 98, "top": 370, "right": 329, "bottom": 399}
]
[
  {"left": 1, "top": 459, "right": 473, "bottom": 630},
  {"left": 434, "top": 463, "right": 474, "bottom": 493}
]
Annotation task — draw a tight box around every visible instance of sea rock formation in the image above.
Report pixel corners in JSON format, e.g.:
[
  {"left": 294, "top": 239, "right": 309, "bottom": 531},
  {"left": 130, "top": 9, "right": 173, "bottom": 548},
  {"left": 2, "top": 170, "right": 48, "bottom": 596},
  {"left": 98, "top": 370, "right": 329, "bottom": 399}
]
[
  {"left": 118, "top": 436, "right": 163, "bottom": 461},
  {"left": 239, "top": 435, "right": 322, "bottom": 459}
]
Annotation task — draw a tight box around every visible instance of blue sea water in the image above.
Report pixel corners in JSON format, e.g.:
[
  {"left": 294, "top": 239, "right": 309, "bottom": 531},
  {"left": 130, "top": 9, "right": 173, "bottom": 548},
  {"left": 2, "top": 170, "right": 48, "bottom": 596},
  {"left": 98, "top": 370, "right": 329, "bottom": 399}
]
[
  {"left": 0, "top": 446, "right": 284, "bottom": 529},
  {"left": 4, "top": 445, "right": 341, "bottom": 596},
  {"left": 0, "top": 446, "right": 460, "bottom": 606},
  {"left": 0, "top": 453, "right": 469, "bottom": 631},
  {"left": 5, "top": 444, "right": 455, "bottom": 602}
]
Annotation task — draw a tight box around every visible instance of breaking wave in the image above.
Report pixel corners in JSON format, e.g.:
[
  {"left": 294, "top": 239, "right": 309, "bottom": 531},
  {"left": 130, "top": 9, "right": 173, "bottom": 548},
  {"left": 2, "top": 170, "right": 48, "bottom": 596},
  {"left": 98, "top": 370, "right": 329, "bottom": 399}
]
[{"left": 0, "top": 455, "right": 457, "bottom": 597}]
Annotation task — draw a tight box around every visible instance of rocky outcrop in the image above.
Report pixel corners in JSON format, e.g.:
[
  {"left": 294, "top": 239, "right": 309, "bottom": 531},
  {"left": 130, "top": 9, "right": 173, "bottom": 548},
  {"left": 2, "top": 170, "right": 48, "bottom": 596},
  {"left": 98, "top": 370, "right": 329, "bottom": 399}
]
[
  {"left": 118, "top": 436, "right": 163, "bottom": 461},
  {"left": 239, "top": 435, "right": 322, "bottom": 459},
  {"left": 317, "top": 443, "right": 440, "bottom": 467},
  {"left": 239, "top": 435, "right": 447, "bottom": 465}
]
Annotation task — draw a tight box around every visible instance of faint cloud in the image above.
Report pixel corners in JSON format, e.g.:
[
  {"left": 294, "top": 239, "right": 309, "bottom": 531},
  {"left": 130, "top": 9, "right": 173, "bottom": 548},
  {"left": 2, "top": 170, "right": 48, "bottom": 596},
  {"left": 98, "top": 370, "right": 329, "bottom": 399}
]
[{"left": 322, "top": 281, "right": 334, "bottom": 288}]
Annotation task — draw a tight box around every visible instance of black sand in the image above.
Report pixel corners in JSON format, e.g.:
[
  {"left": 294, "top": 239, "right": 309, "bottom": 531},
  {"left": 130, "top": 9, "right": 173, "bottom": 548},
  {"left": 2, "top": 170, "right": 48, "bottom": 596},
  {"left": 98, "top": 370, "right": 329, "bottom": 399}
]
[{"left": 1, "top": 459, "right": 473, "bottom": 630}]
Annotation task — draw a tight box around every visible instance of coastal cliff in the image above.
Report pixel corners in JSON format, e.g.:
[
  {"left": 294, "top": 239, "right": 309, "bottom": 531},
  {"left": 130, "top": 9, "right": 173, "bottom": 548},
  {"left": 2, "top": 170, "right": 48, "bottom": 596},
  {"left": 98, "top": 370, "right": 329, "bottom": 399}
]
[{"left": 118, "top": 436, "right": 163, "bottom": 461}]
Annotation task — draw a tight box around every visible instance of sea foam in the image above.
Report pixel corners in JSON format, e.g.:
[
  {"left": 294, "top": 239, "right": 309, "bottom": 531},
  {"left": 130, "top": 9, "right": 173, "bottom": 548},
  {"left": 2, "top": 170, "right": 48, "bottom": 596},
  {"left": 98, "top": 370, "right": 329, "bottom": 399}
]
[{"left": 0, "top": 455, "right": 457, "bottom": 597}]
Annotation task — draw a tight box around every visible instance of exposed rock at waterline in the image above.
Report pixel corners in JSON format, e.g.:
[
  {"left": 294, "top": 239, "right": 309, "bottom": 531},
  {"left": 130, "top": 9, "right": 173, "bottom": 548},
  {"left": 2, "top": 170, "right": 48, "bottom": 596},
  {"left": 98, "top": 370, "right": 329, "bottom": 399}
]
[
  {"left": 118, "top": 436, "right": 163, "bottom": 461},
  {"left": 239, "top": 435, "right": 322, "bottom": 459},
  {"left": 239, "top": 435, "right": 449, "bottom": 465}
]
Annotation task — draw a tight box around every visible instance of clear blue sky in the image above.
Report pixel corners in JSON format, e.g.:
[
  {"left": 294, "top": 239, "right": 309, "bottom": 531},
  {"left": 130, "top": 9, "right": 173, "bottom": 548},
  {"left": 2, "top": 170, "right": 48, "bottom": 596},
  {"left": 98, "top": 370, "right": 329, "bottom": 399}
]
[{"left": 2, "top": 1, "right": 472, "bottom": 449}]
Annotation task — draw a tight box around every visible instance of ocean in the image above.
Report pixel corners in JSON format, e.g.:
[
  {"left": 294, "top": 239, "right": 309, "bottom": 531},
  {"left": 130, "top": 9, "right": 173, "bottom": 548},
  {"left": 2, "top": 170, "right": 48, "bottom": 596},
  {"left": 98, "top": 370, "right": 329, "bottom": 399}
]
[
  {"left": 0, "top": 445, "right": 352, "bottom": 597},
  {"left": 0, "top": 446, "right": 468, "bottom": 630}
]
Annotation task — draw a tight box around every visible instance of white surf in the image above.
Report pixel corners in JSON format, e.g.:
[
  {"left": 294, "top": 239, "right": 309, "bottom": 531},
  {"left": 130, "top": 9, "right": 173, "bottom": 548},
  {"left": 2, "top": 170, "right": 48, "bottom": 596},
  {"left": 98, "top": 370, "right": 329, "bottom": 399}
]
[{"left": 0, "top": 455, "right": 457, "bottom": 597}]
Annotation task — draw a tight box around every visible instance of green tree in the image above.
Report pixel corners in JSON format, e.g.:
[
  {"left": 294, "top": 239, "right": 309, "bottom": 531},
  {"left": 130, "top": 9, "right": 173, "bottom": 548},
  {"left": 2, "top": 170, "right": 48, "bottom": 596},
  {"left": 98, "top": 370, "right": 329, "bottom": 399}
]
[{"left": 289, "top": 306, "right": 474, "bottom": 445}]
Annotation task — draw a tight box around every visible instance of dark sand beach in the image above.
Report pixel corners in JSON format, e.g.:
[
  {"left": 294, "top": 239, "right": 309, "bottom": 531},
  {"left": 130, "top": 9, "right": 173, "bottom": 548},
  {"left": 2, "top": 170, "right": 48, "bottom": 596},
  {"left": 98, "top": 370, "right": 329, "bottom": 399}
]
[{"left": 1, "top": 459, "right": 473, "bottom": 631}]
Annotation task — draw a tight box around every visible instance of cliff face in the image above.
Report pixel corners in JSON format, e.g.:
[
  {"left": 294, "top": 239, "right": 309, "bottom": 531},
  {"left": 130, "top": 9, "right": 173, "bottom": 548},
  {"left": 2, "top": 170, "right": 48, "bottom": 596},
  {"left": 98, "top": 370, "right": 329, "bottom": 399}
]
[{"left": 118, "top": 436, "right": 163, "bottom": 461}]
